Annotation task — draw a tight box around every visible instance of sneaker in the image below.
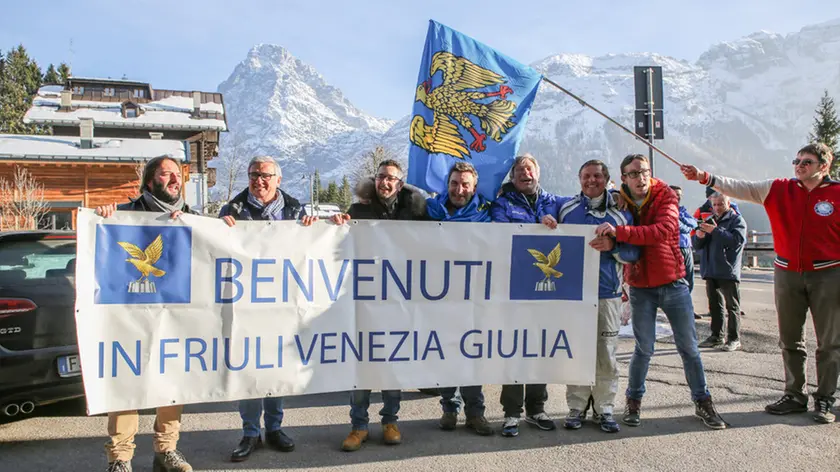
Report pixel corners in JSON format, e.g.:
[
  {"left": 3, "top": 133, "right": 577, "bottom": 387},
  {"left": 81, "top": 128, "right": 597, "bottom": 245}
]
[
  {"left": 341, "top": 429, "right": 368, "bottom": 452},
  {"left": 599, "top": 413, "right": 620, "bottom": 433},
  {"left": 720, "top": 339, "right": 741, "bottom": 352},
  {"left": 152, "top": 450, "right": 192, "bottom": 472},
  {"left": 107, "top": 461, "right": 132, "bottom": 472},
  {"left": 439, "top": 412, "right": 458, "bottom": 431},
  {"left": 501, "top": 416, "right": 519, "bottom": 437},
  {"left": 382, "top": 423, "right": 402, "bottom": 445},
  {"left": 465, "top": 415, "right": 495, "bottom": 436},
  {"left": 698, "top": 335, "right": 723, "bottom": 348},
  {"left": 622, "top": 398, "right": 641, "bottom": 426},
  {"left": 564, "top": 409, "right": 584, "bottom": 430},
  {"left": 525, "top": 412, "right": 556, "bottom": 431},
  {"left": 813, "top": 398, "right": 836, "bottom": 424},
  {"left": 765, "top": 394, "right": 808, "bottom": 415},
  {"left": 695, "top": 397, "right": 727, "bottom": 430}
]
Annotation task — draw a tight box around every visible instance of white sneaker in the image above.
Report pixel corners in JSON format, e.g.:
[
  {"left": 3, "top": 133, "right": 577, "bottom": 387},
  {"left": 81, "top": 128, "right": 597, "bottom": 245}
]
[
  {"left": 525, "top": 411, "right": 557, "bottom": 431},
  {"left": 501, "top": 416, "right": 519, "bottom": 437}
]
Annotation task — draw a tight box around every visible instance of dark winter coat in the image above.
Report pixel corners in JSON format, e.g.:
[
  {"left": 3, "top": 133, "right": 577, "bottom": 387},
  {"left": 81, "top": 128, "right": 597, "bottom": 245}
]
[
  {"left": 692, "top": 208, "right": 747, "bottom": 281},
  {"left": 218, "top": 188, "right": 305, "bottom": 221},
  {"left": 117, "top": 196, "right": 197, "bottom": 214},
  {"left": 348, "top": 178, "right": 427, "bottom": 221}
]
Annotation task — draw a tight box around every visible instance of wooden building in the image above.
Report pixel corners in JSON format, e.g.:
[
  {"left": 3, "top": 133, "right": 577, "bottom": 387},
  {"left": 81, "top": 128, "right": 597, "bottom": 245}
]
[
  {"left": 0, "top": 135, "right": 190, "bottom": 229},
  {"left": 0, "top": 77, "right": 228, "bottom": 229}
]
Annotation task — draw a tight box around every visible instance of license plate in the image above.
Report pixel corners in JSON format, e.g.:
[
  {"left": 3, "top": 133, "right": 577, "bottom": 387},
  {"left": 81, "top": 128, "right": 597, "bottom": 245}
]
[{"left": 57, "top": 355, "right": 81, "bottom": 377}]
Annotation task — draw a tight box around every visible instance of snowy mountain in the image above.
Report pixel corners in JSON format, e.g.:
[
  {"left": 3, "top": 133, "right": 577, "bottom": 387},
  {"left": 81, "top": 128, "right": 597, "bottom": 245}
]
[{"left": 215, "top": 19, "right": 840, "bottom": 228}]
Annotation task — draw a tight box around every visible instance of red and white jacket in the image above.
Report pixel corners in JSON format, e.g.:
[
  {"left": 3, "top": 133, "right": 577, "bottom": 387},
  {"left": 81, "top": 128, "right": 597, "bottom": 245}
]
[{"left": 702, "top": 174, "right": 840, "bottom": 272}]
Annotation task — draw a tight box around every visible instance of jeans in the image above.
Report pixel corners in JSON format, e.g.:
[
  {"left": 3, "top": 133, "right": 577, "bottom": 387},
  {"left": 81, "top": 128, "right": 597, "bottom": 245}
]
[
  {"left": 626, "top": 282, "right": 711, "bottom": 402},
  {"left": 440, "top": 385, "right": 485, "bottom": 417},
  {"left": 706, "top": 278, "right": 741, "bottom": 341},
  {"left": 239, "top": 397, "right": 284, "bottom": 437},
  {"left": 500, "top": 383, "right": 547, "bottom": 418},
  {"left": 349, "top": 390, "right": 401, "bottom": 430},
  {"left": 775, "top": 266, "right": 840, "bottom": 404}
]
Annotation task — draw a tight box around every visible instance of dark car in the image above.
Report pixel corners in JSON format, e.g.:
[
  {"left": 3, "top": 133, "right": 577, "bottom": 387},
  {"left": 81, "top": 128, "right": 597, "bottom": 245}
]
[{"left": 0, "top": 230, "right": 83, "bottom": 419}]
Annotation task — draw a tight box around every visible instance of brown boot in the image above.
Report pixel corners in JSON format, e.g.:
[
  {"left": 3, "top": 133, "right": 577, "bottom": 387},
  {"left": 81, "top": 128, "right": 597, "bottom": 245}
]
[
  {"left": 382, "top": 423, "right": 402, "bottom": 445},
  {"left": 341, "top": 429, "right": 368, "bottom": 452}
]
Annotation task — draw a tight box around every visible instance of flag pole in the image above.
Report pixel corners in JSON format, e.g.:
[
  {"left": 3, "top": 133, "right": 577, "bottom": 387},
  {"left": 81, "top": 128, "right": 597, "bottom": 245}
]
[{"left": 540, "top": 77, "right": 683, "bottom": 167}]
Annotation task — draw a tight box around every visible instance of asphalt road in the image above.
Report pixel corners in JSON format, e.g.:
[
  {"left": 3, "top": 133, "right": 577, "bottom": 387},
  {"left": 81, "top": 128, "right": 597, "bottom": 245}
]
[{"left": 2, "top": 269, "right": 839, "bottom": 472}]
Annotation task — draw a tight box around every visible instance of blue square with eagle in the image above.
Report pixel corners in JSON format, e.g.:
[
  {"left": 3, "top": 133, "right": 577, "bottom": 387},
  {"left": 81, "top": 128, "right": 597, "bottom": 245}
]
[
  {"left": 94, "top": 224, "right": 192, "bottom": 305},
  {"left": 509, "top": 235, "right": 585, "bottom": 301}
]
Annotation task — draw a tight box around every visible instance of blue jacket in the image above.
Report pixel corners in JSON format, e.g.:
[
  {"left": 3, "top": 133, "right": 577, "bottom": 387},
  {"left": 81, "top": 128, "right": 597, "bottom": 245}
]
[
  {"left": 426, "top": 193, "right": 491, "bottom": 222},
  {"left": 553, "top": 191, "right": 641, "bottom": 299},
  {"left": 677, "top": 206, "right": 697, "bottom": 248},
  {"left": 490, "top": 183, "right": 556, "bottom": 223},
  {"left": 692, "top": 209, "right": 747, "bottom": 281}
]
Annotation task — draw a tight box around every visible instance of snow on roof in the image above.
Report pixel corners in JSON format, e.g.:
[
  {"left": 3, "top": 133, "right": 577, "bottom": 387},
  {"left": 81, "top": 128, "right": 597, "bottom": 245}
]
[
  {"left": 25, "top": 86, "right": 227, "bottom": 131},
  {"left": 0, "top": 134, "right": 188, "bottom": 162}
]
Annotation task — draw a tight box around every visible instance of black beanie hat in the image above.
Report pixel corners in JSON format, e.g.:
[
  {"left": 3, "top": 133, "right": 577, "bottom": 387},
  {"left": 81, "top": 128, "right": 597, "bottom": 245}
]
[{"left": 705, "top": 186, "right": 715, "bottom": 198}]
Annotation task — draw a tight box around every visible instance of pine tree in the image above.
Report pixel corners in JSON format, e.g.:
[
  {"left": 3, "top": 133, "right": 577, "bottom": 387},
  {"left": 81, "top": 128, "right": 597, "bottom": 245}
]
[
  {"left": 42, "top": 64, "right": 60, "bottom": 84},
  {"left": 57, "top": 63, "right": 71, "bottom": 82},
  {"left": 808, "top": 90, "right": 840, "bottom": 179},
  {"left": 339, "top": 175, "right": 352, "bottom": 211},
  {"left": 325, "top": 181, "right": 339, "bottom": 203},
  {"left": 312, "top": 169, "right": 321, "bottom": 207},
  {"left": 0, "top": 45, "right": 44, "bottom": 134}
]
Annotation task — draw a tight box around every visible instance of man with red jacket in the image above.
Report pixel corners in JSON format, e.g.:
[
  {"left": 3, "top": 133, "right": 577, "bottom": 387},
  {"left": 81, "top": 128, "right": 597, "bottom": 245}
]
[
  {"left": 682, "top": 143, "right": 840, "bottom": 424},
  {"left": 595, "top": 154, "right": 726, "bottom": 430}
]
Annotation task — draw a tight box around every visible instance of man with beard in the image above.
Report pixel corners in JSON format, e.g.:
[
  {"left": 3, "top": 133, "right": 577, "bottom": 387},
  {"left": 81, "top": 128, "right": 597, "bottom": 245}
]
[
  {"left": 682, "top": 143, "right": 840, "bottom": 424},
  {"left": 219, "top": 156, "right": 317, "bottom": 462},
  {"left": 490, "top": 153, "right": 557, "bottom": 437},
  {"left": 542, "top": 159, "right": 639, "bottom": 433},
  {"left": 330, "top": 159, "right": 427, "bottom": 451},
  {"left": 425, "top": 162, "right": 494, "bottom": 436},
  {"left": 594, "top": 154, "right": 726, "bottom": 430},
  {"left": 94, "top": 155, "right": 195, "bottom": 472}
]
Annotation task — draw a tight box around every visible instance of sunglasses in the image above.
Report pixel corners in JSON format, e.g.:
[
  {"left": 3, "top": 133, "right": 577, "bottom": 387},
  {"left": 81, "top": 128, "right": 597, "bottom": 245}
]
[{"left": 792, "top": 158, "right": 822, "bottom": 167}]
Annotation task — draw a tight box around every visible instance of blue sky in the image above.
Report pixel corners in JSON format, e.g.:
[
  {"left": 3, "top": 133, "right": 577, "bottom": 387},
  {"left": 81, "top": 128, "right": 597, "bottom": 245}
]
[{"left": 4, "top": 0, "right": 840, "bottom": 120}]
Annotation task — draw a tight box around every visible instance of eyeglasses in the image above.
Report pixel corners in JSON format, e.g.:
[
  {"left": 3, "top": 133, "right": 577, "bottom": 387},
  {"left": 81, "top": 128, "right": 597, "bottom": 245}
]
[
  {"left": 792, "top": 158, "right": 820, "bottom": 167},
  {"left": 248, "top": 172, "right": 276, "bottom": 181},
  {"left": 622, "top": 169, "right": 651, "bottom": 179},
  {"left": 375, "top": 173, "right": 402, "bottom": 183}
]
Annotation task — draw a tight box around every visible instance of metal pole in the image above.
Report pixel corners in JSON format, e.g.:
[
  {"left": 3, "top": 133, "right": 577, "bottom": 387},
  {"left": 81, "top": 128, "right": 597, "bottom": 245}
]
[
  {"left": 541, "top": 76, "right": 682, "bottom": 167},
  {"left": 646, "top": 67, "right": 655, "bottom": 177},
  {"left": 750, "top": 230, "right": 758, "bottom": 268},
  {"left": 309, "top": 173, "right": 314, "bottom": 216}
]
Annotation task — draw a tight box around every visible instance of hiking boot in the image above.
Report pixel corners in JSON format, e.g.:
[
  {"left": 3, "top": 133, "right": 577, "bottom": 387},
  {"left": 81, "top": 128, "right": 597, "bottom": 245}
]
[
  {"left": 564, "top": 409, "right": 584, "bottom": 430},
  {"left": 152, "top": 450, "right": 192, "bottom": 472},
  {"left": 720, "top": 339, "right": 741, "bottom": 352},
  {"left": 525, "top": 412, "right": 556, "bottom": 431},
  {"left": 698, "top": 335, "right": 723, "bottom": 348},
  {"left": 465, "top": 415, "right": 495, "bottom": 436},
  {"left": 765, "top": 395, "right": 808, "bottom": 415},
  {"left": 501, "top": 416, "right": 519, "bottom": 437},
  {"left": 439, "top": 412, "right": 458, "bottom": 431},
  {"left": 599, "top": 413, "right": 620, "bottom": 433},
  {"left": 341, "top": 429, "right": 368, "bottom": 452},
  {"left": 813, "top": 398, "right": 836, "bottom": 424},
  {"left": 695, "top": 397, "right": 727, "bottom": 430},
  {"left": 382, "top": 423, "right": 402, "bottom": 445},
  {"left": 622, "top": 398, "right": 641, "bottom": 426},
  {"left": 107, "top": 460, "right": 132, "bottom": 472}
]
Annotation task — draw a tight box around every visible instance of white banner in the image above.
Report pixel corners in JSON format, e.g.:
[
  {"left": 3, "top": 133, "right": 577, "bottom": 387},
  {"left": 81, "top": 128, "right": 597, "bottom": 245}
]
[{"left": 74, "top": 209, "right": 601, "bottom": 414}]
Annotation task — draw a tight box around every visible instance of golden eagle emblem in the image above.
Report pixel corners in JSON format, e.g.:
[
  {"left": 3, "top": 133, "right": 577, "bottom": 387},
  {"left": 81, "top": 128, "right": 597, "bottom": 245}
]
[
  {"left": 528, "top": 243, "right": 562, "bottom": 291},
  {"left": 410, "top": 51, "right": 517, "bottom": 159},
  {"left": 118, "top": 235, "right": 165, "bottom": 293}
]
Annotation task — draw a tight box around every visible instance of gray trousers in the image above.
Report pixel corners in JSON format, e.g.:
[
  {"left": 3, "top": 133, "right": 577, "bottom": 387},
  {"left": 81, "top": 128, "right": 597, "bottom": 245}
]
[
  {"left": 775, "top": 266, "right": 840, "bottom": 404},
  {"left": 566, "top": 298, "right": 620, "bottom": 415},
  {"left": 706, "top": 278, "right": 741, "bottom": 341}
]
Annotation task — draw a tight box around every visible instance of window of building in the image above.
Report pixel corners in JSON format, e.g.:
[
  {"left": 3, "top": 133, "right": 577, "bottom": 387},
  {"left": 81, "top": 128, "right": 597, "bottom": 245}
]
[
  {"left": 133, "top": 89, "right": 145, "bottom": 98},
  {"left": 125, "top": 108, "right": 137, "bottom": 118},
  {"left": 72, "top": 86, "right": 84, "bottom": 95},
  {"left": 103, "top": 87, "right": 115, "bottom": 97}
]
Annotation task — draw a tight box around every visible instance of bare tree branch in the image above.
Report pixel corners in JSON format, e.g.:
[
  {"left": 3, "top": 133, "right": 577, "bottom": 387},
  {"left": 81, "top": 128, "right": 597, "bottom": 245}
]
[{"left": 0, "top": 166, "right": 50, "bottom": 230}]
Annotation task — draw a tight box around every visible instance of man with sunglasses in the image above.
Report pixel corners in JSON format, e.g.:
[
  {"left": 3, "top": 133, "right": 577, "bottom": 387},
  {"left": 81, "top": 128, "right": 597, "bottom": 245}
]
[
  {"left": 219, "top": 155, "right": 317, "bottom": 462},
  {"left": 682, "top": 143, "right": 840, "bottom": 424},
  {"left": 331, "top": 159, "right": 428, "bottom": 451},
  {"left": 594, "top": 154, "right": 726, "bottom": 430}
]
